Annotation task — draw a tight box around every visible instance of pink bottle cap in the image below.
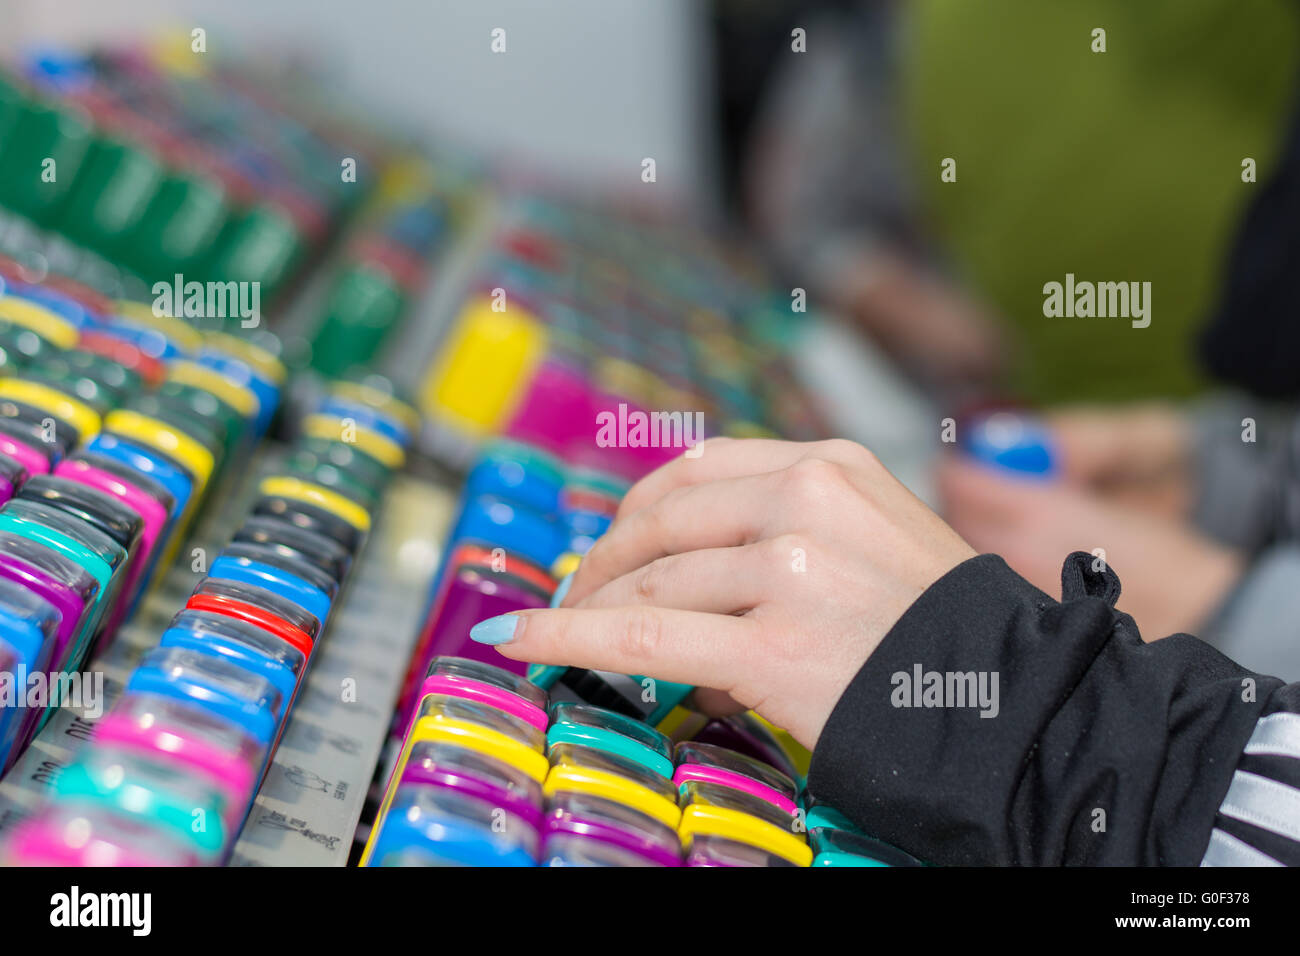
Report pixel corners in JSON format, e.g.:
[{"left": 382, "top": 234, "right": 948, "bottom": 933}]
[
  {"left": 0, "top": 436, "right": 49, "bottom": 477},
  {"left": 417, "top": 673, "right": 548, "bottom": 732},
  {"left": 93, "top": 711, "right": 256, "bottom": 825},
  {"left": 54, "top": 458, "right": 168, "bottom": 627},
  {"left": 672, "top": 764, "right": 799, "bottom": 816},
  {"left": 4, "top": 810, "right": 201, "bottom": 866}
]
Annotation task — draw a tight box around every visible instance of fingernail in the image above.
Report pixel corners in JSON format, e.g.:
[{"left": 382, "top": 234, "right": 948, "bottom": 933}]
[
  {"left": 550, "top": 572, "right": 574, "bottom": 609},
  {"left": 470, "top": 614, "right": 521, "bottom": 645}
]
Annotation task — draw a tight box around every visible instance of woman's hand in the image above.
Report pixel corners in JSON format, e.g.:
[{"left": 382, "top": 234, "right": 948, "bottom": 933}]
[
  {"left": 472, "top": 438, "right": 977, "bottom": 750},
  {"left": 1046, "top": 403, "right": 1193, "bottom": 516},
  {"left": 936, "top": 454, "right": 1243, "bottom": 639}
]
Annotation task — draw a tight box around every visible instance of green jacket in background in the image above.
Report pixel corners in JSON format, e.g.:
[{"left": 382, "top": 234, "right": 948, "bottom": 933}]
[{"left": 905, "top": 0, "right": 1299, "bottom": 403}]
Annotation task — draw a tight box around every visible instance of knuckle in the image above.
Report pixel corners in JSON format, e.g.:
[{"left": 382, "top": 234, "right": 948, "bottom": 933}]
[
  {"left": 766, "top": 532, "right": 807, "bottom": 564},
  {"left": 783, "top": 456, "right": 845, "bottom": 499},
  {"left": 617, "top": 607, "right": 663, "bottom": 664},
  {"left": 632, "top": 558, "right": 668, "bottom": 603},
  {"left": 819, "top": 438, "right": 878, "bottom": 471}
]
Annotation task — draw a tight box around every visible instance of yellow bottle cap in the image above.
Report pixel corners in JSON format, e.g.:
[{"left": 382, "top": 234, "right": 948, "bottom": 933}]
[
  {"left": 542, "top": 764, "right": 681, "bottom": 830},
  {"left": 149, "top": 30, "right": 210, "bottom": 77},
  {"left": 167, "top": 360, "right": 259, "bottom": 420},
  {"left": 202, "top": 331, "right": 287, "bottom": 385},
  {"left": 0, "top": 297, "right": 79, "bottom": 349},
  {"left": 409, "top": 717, "right": 549, "bottom": 784},
  {"left": 258, "top": 475, "right": 372, "bottom": 533},
  {"left": 653, "top": 705, "right": 710, "bottom": 742},
  {"left": 594, "top": 357, "right": 656, "bottom": 407},
  {"left": 115, "top": 300, "right": 204, "bottom": 354},
  {"left": 678, "top": 803, "right": 812, "bottom": 867},
  {"left": 419, "top": 296, "right": 546, "bottom": 436},
  {"left": 374, "top": 155, "right": 436, "bottom": 207},
  {"left": 549, "top": 551, "right": 583, "bottom": 581},
  {"left": 748, "top": 711, "right": 812, "bottom": 778},
  {"left": 0, "top": 378, "right": 101, "bottom": 441},
  {"left": 302, "top": 414, "right": 405, "bottom": 470},
  {"left": 328, "top": 381, "right": 420, "bottom": 433},
  {"left": 104, "top": 409, "right": 215, "bottom": 487},
  {"left": 357, "top": 714, "right": 548, "bottom": 868}
]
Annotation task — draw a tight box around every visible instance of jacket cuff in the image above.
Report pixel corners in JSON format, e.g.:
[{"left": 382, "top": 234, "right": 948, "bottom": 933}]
[
  {"left": 808, "top": 554, "right": 1068, "bottom": 864},
  {"left": 807, "top": 552, "right": 1273, "bottom": 865}
]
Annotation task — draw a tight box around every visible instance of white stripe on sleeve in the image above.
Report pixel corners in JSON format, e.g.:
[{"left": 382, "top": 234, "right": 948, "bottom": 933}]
[
  {"left": 1201, "top": 828, "right": 1284, "bottom": 867},
  {"left": 1218, "top": 770, "right": 1300, "bottom": 843},
  {"left": 1243, "top": 712, "right": 1300, "bottom": 760}
]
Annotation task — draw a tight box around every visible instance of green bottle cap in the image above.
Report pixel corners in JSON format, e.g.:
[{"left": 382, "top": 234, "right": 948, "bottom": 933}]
[
  {"left": 127, "top": 171, "right": 230, "bottom": 284},
  {"left": 0, "top": 72, "right": 24, "bottom": 142},
  {"left": 203, "top": 202, "right": 303, "bottom": 305},
  {"left": 0, "top": 318, "right": 66, "bottom": 366},
  {"left": 59, "top": 135, "right": 165, "bottom": 258},
  {"left": 283, "top": 452, "right": 380, "bottom": 509},
  {"left": 310, "top": 265, "right": 405, "bottom": 377},
  {"left": 18, "top": 352, "right": 138, "bottom": 415},
  {"left": 0, "top": 96, "right": 93, "bottom": 226},
  {"left": 290, "top": 435, "right": 392, "bottom": 489}
]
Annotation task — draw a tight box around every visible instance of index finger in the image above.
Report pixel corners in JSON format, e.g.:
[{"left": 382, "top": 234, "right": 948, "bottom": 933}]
[{"left": 478, "top": 605, "right": 757, "bottom": 695}]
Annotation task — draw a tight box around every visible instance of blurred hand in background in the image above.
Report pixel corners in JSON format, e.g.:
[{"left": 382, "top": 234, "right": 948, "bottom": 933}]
[
  {"left": 1045, "top": 403, "right": 1194, "bottom": 518},
  {"left": 936, "top": 453, "right": 1244, "bottom": 640}
]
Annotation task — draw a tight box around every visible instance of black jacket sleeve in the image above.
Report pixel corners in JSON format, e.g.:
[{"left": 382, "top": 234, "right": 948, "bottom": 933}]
[{"left": 807, "top": 551, "right": 1299, "bottom": 866}]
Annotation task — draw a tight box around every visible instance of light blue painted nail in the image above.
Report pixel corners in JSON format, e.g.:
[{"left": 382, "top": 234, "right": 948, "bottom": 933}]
[
  {"left": 470, "top": 614, "right": 520, "bottom": 645},
  {"left": 550, "top": 572, "right": 574, "bottom": 609}
]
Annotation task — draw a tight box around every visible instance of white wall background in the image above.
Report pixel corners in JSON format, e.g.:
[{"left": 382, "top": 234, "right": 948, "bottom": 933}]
[{"left": 5, "top": 0, "right": 716, "bottom": 204}]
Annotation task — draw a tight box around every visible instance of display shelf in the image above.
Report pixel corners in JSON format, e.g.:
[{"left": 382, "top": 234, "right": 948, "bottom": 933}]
[{"left": 0, "top": 451, "right": 457, "bottom": 866}]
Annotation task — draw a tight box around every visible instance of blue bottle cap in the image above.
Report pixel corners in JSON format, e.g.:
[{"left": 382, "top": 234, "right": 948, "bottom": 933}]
[
  {"left": 963, "top": 412, "right": 1057, "bottom": 477},
  {"left": 369, "top": 784, "right": 538, "bottom": 867},
  {"left": 158, "top": 618, "right": 303, "bottom": 724},
  {"left": 0, "top": 573, "right": 60, "bottom": 663},
  {"left": 84, "top": 432, "right": 193, "bottom": 519},
  {"left": 465, "top": 442, "right": 566, "bottom": 515},
  {"left": 195, "top": 353, "right": 278, "bottom": 436},
  {"left": 126, "top": 647, "right": 281, "bottom": 747},
  {"left": 208, "top": 553, "right": 333, "bottom": 624},
  {"left": 452, "top": 495, "right": 568, "bottom": 570}
]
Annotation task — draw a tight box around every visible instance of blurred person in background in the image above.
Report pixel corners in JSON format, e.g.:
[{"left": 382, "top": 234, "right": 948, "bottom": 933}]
[
  {"left": 718, "top": 0, "right": 1298, "bottom": 404},
  {"left": 940, "top": 57, "right": 1300, "bottom": 679},
  {"left": 713, "top": 0, "right": 1300, "bottom": 674}
]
